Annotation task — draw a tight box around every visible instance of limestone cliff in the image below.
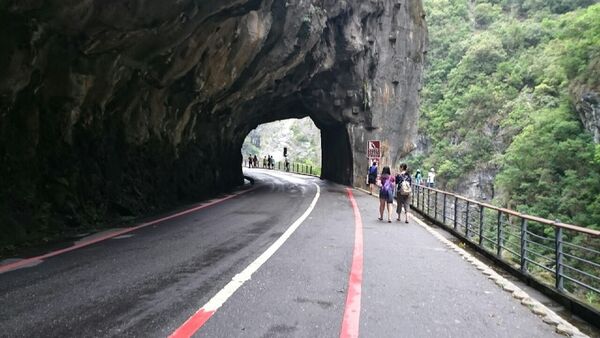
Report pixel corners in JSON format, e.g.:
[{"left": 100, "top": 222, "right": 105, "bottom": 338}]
[
  {"left": 0, "top": 0, "right": 426, "bottom": 246},
  {"left": 571, "top": 57, "right": 600, "bottom": 144}
]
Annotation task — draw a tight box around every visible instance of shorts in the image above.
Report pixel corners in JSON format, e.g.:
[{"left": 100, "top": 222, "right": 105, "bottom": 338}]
[
  {"left": 379, "top": 189, "right": 394, "bottom": 203},
  {"left": 396, "top": 194, "right": 410, "bottom": 213},
  {"left": 368, "top": 174, "right": 376, "bottom": 184}
]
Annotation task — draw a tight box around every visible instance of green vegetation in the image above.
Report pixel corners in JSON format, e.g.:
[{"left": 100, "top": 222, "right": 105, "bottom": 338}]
[
  {"left": 241, "top": 117, "right": 322, "bottom": 174},
  {"left": 419, "top": 0, "right": 600, "bottom": 229},
  {"left": 417, "top": 0, "right": 600, "bottom": 304}
]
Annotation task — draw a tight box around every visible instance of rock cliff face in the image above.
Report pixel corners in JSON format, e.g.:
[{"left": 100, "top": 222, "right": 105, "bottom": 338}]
[
  {"left": 0, "top": 0, "right": 426, "bottom": 244},
  {"left": 571, "top": 57, "right": 600, "bottom": 143},
  {"left": 575, "top": 91, "right": 600, "bottom": 143}
]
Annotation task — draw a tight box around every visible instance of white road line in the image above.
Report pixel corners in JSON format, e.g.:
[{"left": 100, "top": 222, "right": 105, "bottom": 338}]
[{"left": 170, "top": 182, "right": 321, "bottom": 337}]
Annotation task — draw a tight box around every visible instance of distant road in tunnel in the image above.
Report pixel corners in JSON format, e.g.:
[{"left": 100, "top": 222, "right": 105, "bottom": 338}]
[{"left": 0, "top": 169, "right": 564, "bottom": 337}]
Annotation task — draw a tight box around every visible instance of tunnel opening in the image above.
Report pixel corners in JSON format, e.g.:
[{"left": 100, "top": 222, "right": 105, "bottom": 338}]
[
  {"left": 239, "top": 116, "right": 353, "bottom": 185},
  {"left": 241, "top": 117, "right": 322, "bottom": 175}
]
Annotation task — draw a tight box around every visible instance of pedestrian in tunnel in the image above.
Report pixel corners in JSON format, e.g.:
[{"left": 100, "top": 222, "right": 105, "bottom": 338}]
[
  {"left": 396, "top": 163, "right": 412, "bottom": 223},
  {"left": 378, "top": 166, "right": 394, "bottom": 223},
  {"left": 253, "top": 155, "right": 258, "bottom": 168},
  {"left": 263, "top": 156, "right": 267, "bottom": 168},
  {"left": 367, "top": 161, "right": 378, "bottom": 195}
]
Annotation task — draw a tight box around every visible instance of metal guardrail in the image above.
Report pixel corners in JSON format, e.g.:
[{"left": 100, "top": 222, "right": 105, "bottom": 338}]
[
  {"left": 244, "top": 161, "right": 321, "bottom": 176},
  {"left": 411, "top": 184, "right": 600, "bottom": 311}
]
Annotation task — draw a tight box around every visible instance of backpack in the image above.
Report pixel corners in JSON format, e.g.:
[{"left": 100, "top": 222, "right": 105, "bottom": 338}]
[
  {"left": 399, "top": 174, "right": 411, "bottom": 195},
  {"left": 382, "top": 177, "right": 392, "bottom": 192},
  {"left": 369, "top": 166, "right": 377, "bottom": 175}
]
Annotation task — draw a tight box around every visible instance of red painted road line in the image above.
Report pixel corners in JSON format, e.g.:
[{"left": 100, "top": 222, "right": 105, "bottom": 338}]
[
  {"left": 169, "top": 309, "right": 215, "bottom": 338},
  {"left": 0, "top": 187, "right": 258, "bottom": 274},
  {"left": 340, "top": 188, "right": 364, "bottom": 338}
]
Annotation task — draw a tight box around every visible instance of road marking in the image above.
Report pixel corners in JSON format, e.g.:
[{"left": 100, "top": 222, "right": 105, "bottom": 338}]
[
  {"left": 169, "top": 183, "right": 321, "bottom": 338},
  {"left": 0, "top": 187, "right": 257, "bottom": 274},
  {"left": 340, "top": 188, "right": 364, "bottom": 338}
]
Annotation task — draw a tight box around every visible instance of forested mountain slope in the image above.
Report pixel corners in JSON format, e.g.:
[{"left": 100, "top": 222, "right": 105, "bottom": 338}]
[{"left": 413, "top": 0, "right": 600, "bottom": 229}]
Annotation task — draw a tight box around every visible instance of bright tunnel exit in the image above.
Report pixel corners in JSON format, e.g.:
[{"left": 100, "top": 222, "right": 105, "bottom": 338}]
[{"left": 241, "top": 117, "right": 322, "bottom": 176}]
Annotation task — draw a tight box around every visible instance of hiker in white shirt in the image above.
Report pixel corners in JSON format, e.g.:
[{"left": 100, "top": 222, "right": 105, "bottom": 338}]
[{"left": 427, "top": 168, "right": 436, "bottom": 188}]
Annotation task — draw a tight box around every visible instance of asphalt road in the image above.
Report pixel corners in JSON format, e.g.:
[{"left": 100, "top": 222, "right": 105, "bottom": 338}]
[{"left": 0, "top": 169, "right": 562, "bottom": 337}]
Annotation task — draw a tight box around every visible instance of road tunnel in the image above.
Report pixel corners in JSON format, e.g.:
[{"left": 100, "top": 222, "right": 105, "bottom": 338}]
[{"left": 0, "top": 0, "right": 427, "bottom": 246}]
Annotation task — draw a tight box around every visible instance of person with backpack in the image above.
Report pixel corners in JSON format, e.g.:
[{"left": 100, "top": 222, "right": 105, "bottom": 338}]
[
  {"left": 378, "top": 166, "right": 394, "bottom": 223},
  {"left": 396, "top": 163, "right": 412, "bottom": 223},
  {"left": 367, "top": 161, "right": 378, "bottom": 195}
]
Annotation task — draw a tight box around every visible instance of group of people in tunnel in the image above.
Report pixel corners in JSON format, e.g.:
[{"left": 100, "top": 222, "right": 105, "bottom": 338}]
[
  {"left": 367, "top": 162, "right": 436, "bottom": 223},
  {"left": 247, "top": 154, "right": 275, "bottom": 169}
]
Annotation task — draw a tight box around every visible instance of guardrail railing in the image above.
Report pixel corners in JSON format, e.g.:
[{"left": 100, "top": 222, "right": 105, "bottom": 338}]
[
  {"left": 243, "top": 161, "right": 321, "bottom": 176},
  {"left": 411, "top": 184, "right": 600, "bottom": 312}
]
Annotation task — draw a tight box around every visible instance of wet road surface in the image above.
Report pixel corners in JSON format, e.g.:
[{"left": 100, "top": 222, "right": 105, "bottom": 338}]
[{"left": 0, "top": 169, "right": 563, "bottom": 337}]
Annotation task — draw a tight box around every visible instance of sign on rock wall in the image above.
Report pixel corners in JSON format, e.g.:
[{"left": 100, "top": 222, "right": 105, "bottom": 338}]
[{"left": 367, "top": 140, "right": 380, "bottom": 161}]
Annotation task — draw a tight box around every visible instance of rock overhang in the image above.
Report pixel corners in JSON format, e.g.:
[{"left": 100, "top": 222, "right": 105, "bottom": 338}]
[{"left": 0, "top": 0, "right": 427, "bottom": 241}]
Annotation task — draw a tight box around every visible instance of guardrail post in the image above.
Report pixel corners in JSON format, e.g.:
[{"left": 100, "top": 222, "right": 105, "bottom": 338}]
[
  {"left": 434, "top": 191, "right": 438, "bottom": 220},
  {"left": 414, "top": 185, "right": 417, "bottom": 208},
  {"left": 465, "top": 201, "right": 470, "bottom": 238},
  {"left": 497, "top": 210, "right": 502, "bottom": 257},
  {"left": 453, "top": 197, "right": 458, "bottom": 230},
  {"left": 479, "top": 205, "right": 484, "bottom": 246},
  {"left": 422, "top": 186, "right": 426, "bottom": 211},
  {"left": 278, "top": 162, "right": 281, "bottom": 170},
  {"left": 310, "top": 166, "right": 313, "bottom": 175},
  {"left": 413, "top": 185, "right": 417, "bottom": 208},
  {"left": 442, "top": 193, "right": 447, "bottom": 225},
  {"left": 555, "top": 226, "right": 564, "bottom": 291},
  {"left": 520, "top": 218, "right": 528, "bottom": 273},
  {"left": 427, "top": 188, "right": 431, "bottom": 215}
]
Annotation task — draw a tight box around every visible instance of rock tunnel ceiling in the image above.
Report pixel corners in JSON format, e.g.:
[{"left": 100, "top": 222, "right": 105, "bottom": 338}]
[{"left": 0, "top": 0, "right": 426, "bottom": 235}]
